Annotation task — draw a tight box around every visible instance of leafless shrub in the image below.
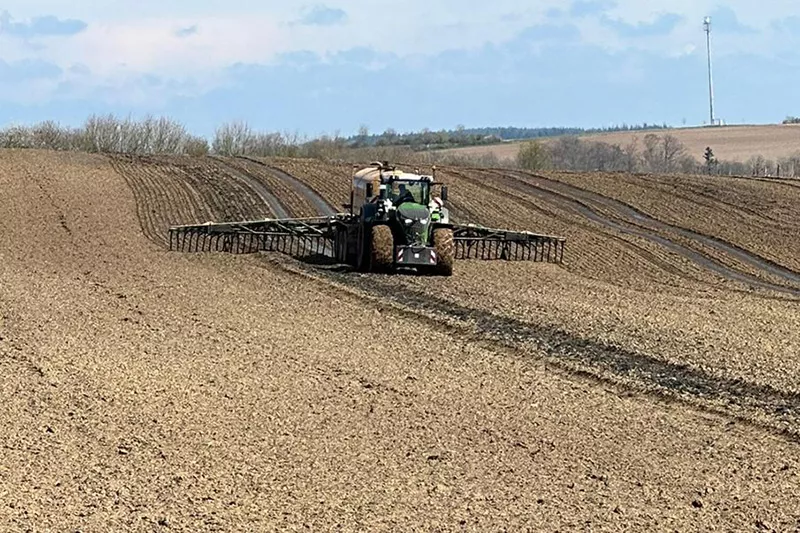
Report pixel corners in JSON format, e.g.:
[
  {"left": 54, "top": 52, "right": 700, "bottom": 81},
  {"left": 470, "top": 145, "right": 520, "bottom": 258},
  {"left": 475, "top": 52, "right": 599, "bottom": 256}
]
[
  {"left": 772, "top": 152, "right": 800, "bottom": 177},
  {"left": 31, "top": 121, "right": 70, "bottom": 150},
  {"left": 212, "top": 120, "right": 255, "bottom": 156},
  {"left": 621, "top": 137, "right": 641, "bottom": 172},
  {"left": 517, "top": 140, "right": 551, "bottom": 170},
  {"left": 0, "top": 125, "right": 34, "bottom": 148},
  {"left": 184, "top": 135, "right": 210, "bottom": 156},
  {"left": 82, "top": 113, "right": 124, "bottom": 153}
]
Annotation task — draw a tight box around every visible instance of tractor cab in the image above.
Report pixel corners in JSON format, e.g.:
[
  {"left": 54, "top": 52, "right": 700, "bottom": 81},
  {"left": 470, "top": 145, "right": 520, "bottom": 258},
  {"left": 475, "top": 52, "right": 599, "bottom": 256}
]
[
  {"left": 382, "top": 178, "right": 430, "bottom": 205},
  {"left": 348, "top": 161, "right": 448, "bottom": 215}
]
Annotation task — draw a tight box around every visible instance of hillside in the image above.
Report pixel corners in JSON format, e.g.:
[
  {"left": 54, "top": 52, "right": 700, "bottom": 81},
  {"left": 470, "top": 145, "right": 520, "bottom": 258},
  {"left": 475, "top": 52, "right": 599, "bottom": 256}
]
[
  {"left": 2, "top": 149, "right": 800, "bottom": 529},
  {"left": 436, "top": 123, "right": 800, "bottom": 164}
]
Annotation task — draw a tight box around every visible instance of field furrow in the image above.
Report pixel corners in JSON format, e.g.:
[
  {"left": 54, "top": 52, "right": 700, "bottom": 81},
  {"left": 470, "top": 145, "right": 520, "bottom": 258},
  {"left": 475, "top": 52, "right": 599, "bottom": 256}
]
[
  {"left": 265, "top": 157, "right": 352, "bottom": 211},
  {"left": 112, "top": 159, "right": 171, "bottom": 245},
  {"left": 3, "top": 149, "right": 776, "bottom": 530},
  {"left": 537, "top": 169, "right": 800, "bottom": 273},
  {"left": 110, "top": 155, "right": 277, "bottom": 244},
  {"left": 212, "top": 157, "right": 312, "bottom": 218},
  {"left": 440, "top": 168, "right": 727, "bottom": 292},
  {"left": 488, "top": 169, "right": 800, "bottom": 295}
]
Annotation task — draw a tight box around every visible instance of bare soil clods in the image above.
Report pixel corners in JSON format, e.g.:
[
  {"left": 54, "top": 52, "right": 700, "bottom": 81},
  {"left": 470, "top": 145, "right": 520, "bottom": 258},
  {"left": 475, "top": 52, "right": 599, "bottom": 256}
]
[{"left": 3, "top": 149, "right": 800, "bottom": 530}]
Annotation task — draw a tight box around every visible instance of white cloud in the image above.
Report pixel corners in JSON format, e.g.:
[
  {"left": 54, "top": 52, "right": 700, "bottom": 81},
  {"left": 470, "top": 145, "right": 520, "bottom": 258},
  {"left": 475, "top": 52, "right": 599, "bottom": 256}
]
[
  {"left": 45, "top": 15, "right": 286, "bottom": 78},
  {"left": 1, "top": 0, "right": 800, "bottom": 106}
]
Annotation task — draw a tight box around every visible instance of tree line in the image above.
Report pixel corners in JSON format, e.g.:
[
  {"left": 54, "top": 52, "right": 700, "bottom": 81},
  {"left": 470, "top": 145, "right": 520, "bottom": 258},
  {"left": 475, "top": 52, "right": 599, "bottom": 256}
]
[
  {"left": 516, "top": 133, "right": 800, "bottom": 178},
  {"left": 0, "top": 115, "right": 209, "bottom": 155},
  {"left": 346, "top": 122, "right": 670, "bottom": 149},
  {"left": 0, "top": 113, "right": 797, "bottom": 178}
]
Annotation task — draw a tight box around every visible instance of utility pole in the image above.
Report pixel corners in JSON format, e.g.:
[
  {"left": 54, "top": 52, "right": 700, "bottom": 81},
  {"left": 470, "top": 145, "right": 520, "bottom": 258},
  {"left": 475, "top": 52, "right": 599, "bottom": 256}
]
[{"left": 704, "top": 16, "right": 715, "bottom": 126}]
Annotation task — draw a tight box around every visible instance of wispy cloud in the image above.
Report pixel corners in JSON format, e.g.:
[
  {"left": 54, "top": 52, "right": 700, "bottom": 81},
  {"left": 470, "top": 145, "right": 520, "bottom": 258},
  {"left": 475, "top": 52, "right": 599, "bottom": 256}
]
[
  {"left": 0, "top": 58, "right": 62, "bottom": 80},
  {"left": 600, "top": 12, "right": 684, "bottom": 38},
  {"left": 771, "top": 15, "right": 800, "bottom": 33},
  {"left": 174, "top": 25, "right": 198, "bottom": 38},
  {"left": 707, "top": 7, "right": 758, "bottom": 34},
  {"left": 292, "top": 5, "right": 348, "bottom": 27},
  {"left": 44, "top": 15, "right": 286, "bottom": 80},
  {"left": 517, "top": 24, "right": 581, "bottom": 42},
  {"left": 570, "top": 0, "right": 616, "bottom": 18},
  {"left": 0, "top": 11, "right": 87, "bottom": 38}
]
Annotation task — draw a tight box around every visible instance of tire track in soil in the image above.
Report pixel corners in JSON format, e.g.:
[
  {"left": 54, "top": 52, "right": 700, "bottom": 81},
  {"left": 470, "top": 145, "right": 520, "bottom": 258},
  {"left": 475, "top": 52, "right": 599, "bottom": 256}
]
[
  {"left": 108, "top": 153, "right": 800, "bottom": 439},
  {"left": 208, "top": 156, "right": 290, "bottom": 219},
  {"left": 444, "top": 169, "right": 696, "bottom": 282},
  {"left": 238, "top": 156, "right": 337, "bottom": 216},
  {"left": 593, "top": 174, "right": 800, "bottom": 274},
  {"left": 113, "top": 156, "right": 230, "bottom": 246},
  {"left": 508, "top": 170, "right": 800, "bottom": 289},
  {"left": 631, "top": 174, "right": 784, "bottom": 226},
  {"left": 262, "top": 255, "right": 800, "bottom": 442},
  {"left": 111, "top": 155, "right": 287, "bottom": 246},
  {"left": 458, "top": 168, "right": 800, "bottom": 297},
  {"left": 230, "top": 158, "right": 342, "bottom": 258},
  {"left": 722, "top": 173, "right": 800, "bottom": 191}
]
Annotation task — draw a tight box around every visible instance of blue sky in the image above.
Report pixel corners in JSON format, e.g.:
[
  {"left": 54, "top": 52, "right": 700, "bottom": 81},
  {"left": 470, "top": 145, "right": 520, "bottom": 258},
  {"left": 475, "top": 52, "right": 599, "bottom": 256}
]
[{"left": 0, "top": 1, "right": 798, "bottom": 138}]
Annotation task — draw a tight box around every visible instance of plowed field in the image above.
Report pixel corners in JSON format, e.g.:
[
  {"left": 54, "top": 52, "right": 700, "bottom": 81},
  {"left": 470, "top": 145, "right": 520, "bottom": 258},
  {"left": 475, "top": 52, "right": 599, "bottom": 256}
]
[
  {"left": 3, "top": 149, "right": 800, "bottom": 530},
  {"left": 436, "top": 123, "right": 800, "bottom": 163}
]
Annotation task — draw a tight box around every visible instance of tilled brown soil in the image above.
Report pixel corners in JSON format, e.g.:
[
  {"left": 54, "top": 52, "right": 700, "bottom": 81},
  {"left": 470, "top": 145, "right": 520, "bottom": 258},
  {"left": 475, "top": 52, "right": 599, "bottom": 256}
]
[
  {"left": 250, "top": 157, "right": 800, "bottom": 431},
  {"left": 270, "top": 157, "right": 800, "bottom": 295},
  {"left": 3, "top": 149, "right": 800, "bottom": 530},
  {"left": 534, "top": 169, "right": 800, "bottom": 276}
]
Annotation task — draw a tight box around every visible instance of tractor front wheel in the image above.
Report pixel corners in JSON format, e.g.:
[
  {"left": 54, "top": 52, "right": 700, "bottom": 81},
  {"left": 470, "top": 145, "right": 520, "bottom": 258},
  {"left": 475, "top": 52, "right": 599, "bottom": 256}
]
[
  {"left": 432, "top": 228, "right": 454, "bottom": 276},
  {"left": 370, "top": 225, "right": 394, "bottom": 273}
]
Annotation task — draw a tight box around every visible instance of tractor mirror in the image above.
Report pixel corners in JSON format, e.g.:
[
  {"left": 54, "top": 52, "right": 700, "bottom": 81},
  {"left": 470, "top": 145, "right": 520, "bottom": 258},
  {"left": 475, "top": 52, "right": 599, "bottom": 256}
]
[{"left": 441, "top": 185, "right": 448, "bottom": 202}]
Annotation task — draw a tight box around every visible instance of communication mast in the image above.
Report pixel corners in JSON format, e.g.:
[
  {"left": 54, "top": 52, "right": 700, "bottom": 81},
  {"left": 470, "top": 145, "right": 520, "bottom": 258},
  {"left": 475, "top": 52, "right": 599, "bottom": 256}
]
[{"left": 704, "top": 16, "right": 716, "bottom": 126}]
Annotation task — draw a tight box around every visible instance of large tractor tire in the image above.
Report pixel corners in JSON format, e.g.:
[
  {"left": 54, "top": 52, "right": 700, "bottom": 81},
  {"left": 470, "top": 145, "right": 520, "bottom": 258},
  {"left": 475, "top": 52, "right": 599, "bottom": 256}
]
[
  {"left": 432, "top": 228, "right": 454, "bottom": 276},
  {"left": 369, "top": 224, "right": 394, "bottom": 273},
  {"left": 356, "top": 223, "right": 370, "bottom": 272}
]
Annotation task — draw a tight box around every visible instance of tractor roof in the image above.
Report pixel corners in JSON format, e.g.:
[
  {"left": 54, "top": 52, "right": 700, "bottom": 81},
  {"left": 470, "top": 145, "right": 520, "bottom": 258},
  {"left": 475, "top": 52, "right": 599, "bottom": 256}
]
[{"left": 353, "top": 166, "right": 432, "bottom": 183}]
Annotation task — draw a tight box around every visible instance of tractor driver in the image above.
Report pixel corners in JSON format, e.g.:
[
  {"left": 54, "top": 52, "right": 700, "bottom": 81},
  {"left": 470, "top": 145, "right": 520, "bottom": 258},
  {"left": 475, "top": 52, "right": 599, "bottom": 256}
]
[{"left": 390, "top": 182, "right": 418, "bottom": 204}]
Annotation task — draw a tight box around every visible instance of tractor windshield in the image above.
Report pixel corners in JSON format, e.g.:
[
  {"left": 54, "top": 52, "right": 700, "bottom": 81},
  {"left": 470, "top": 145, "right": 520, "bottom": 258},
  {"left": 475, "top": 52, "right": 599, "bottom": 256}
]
[{"left": 388, "top": 180, "right": 429, "bottom": 205}]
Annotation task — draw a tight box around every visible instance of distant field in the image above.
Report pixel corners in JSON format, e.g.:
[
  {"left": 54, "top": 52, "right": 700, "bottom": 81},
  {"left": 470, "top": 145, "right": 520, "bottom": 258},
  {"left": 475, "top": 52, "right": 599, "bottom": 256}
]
[{"left": 437, "top": 123, "right": 800, "bottom": 163}]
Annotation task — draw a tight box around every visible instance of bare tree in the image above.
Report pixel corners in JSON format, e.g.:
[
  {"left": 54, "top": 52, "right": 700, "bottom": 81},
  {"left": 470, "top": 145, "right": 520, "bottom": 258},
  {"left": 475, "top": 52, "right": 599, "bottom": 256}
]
[
  {"left": 184, "top": 136, "right": 210, "bottom": 156},
  {"left": 517, "top": 140, "right": 551, "bottom": 170},
  {"left": 83, "top": 114, "right": 124, "bottom": 153},
  {"left": 662, "top": 134, "right": 687, "bottom": 172},
  {"left": 622, "top": 137, "right": 641, "bottom": 172},
  {"left": 641, "top": 134, "right": 662, "bottom": 172},
  {"left": 212, "top": 121, "right": 255, "bottom": 156},
  {"left": 548, "top": 136, "right": 586, "bottom": 170}
]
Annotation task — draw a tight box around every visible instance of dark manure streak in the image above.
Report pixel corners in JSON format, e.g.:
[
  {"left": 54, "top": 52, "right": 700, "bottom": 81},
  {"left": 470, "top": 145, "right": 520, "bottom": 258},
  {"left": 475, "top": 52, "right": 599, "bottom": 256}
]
[{"left": 303, "top": 263, "right": 800, "bottom": 440}]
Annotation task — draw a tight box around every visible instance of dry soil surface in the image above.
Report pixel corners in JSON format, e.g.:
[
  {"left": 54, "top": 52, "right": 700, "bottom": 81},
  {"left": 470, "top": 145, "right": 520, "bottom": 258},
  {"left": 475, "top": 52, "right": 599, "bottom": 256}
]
[{"left": 2, "top": 150, "right": 800, "bottom": 531}]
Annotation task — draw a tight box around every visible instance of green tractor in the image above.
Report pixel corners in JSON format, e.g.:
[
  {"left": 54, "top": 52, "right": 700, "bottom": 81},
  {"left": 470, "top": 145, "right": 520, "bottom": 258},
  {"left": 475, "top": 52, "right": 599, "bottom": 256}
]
[{"left": 347, "top": 161, "right": 454, "bottom": 275}]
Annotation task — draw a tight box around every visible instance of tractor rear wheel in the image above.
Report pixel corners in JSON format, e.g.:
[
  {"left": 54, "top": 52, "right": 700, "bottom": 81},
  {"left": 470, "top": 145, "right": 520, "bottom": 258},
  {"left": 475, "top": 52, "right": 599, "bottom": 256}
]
[
  {"left": 356, "top": 223, "right": 370, "bottom": 272},
  {"left": 432, "top": 228, "right": 454, "bottom": 276},
  {"left": 370, "top": 225, "right": 394, "bottom": 273}
]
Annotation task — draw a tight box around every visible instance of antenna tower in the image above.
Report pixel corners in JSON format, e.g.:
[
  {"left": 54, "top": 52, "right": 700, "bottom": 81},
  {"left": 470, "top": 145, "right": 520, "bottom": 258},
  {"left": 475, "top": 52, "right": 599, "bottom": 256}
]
[{"left": 704, "top": 16, "right": 716, "bottom": 126}]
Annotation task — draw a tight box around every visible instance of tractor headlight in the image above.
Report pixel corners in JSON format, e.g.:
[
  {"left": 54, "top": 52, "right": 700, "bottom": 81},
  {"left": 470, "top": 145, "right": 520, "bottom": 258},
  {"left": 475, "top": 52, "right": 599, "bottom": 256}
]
[{"left": 404, "top": 218, "right": 413, "bottom": 225}]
